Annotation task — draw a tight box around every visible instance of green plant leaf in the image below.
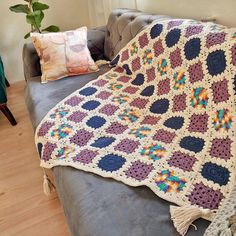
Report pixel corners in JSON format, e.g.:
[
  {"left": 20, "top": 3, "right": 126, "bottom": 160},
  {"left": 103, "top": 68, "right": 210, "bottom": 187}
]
[
  {"left": 9, "top": 4, "right": 30, "bottom": 14},
  {"left": 32, "top": 0, "right": 39, "bottom": 3},
  {"left": 26, "top": 10, "right": 44, "bottom": 32},
  {"left": 42, "top": 25, "right": 60, "bottom": 32},
  {"left": 24, "top": 32, "right": 31, "bottom": 39},
  {"left": 32, "top": 2, "right": 49, "bottom": 11}
]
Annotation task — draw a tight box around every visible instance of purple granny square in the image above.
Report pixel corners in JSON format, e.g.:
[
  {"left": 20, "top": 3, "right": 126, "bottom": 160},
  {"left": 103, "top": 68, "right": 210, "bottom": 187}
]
[
  {"left": 125, "top": 161, "right": 154, "bottom": 181},
  {"left": 73, "top": 149, "right": 98, "bottom": 164},
  {"left": 93, "top": 79, "right": 108, "bottom": 87},
  {"left": 70, "top": 129, "right": 93, "bottom": 147},
  {"left": 188, "top": 182, "right": 223, "bottom": 209},
  {"left": 67, "top": 111, "right": 87, "bottom": 123},
  {"left": 210, "top": 138, "right": 232, "bottom": 160},
  {"left": 212, "top": 79, "right": 230, "bottom": 104},
  {"left": 99, "top": 104, "right": 119, "bottom": 116},
  {"left": 114, "top": 138, "right": 140, "bottom": 154},
  {"left": 64, "top": 96, "right": 84, "bottom": 106},
  {"left": 106, "top": 122, "right": 128, "bottom": 135},
  {"left": 37, "top": 122, "right": 54, "bottom": 137},
  {"left": 42, "top": 142, "right": 57, "bottom": 161},
  {"left": 168, "top": 151, "right": 196, "bottom": 171},
  {"left": 95, "top": 91, "right": 112, "bottom": 100}
]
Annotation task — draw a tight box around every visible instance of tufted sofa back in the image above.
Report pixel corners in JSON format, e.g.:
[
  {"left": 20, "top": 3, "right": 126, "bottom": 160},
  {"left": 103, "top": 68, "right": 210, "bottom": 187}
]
[{"left": 104, "top": 8, "right": 171, "bottom": 60}]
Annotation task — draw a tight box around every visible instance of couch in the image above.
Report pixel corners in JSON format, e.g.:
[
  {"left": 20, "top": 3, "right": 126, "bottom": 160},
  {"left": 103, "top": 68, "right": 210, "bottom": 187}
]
[{"left": 23, "top": 9, "right": 210, "bottom": 236}]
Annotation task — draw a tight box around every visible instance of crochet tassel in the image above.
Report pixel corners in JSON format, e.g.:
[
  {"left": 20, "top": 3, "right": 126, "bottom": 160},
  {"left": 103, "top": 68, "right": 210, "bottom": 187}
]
[
  {"left": 170, "top": 205, "right": 211, "bottom": 236},
  {"left": 42, "top": 166, "right": 55, "bottom": 196},
  {"left": 43, "top": 174, "right": 55, "bottom": 196}
]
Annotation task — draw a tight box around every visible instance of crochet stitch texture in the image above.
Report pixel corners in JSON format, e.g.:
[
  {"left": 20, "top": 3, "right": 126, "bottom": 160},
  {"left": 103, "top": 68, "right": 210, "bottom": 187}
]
[{"left": 36, "top": 19, "right": 236, "bottom": 227}]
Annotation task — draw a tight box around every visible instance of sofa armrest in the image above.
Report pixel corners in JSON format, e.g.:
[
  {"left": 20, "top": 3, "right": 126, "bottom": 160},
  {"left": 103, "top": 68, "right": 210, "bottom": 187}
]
[
  {"left": 87, "top": 26, "right": 107, "bottom": 60},
  {"left": 23, "top": 43, "right": 42, "bottom": 81},
  {"left": 22, "top": 26, "right": 107, "bottom": 81}
]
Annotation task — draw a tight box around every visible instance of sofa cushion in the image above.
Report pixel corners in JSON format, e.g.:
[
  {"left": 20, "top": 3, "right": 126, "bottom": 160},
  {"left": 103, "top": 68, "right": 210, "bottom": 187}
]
[
  {"left": 25, "top": 64, "right": 111, "bottom": 129},
  {"left": 54, "top": 166, "right": 210, "bottom": 236}
]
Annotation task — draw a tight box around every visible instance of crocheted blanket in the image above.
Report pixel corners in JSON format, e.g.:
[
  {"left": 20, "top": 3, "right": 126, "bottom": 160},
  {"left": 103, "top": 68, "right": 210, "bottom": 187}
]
[{"left": 35, "top": 19, "right": 236, "bottom": 235}]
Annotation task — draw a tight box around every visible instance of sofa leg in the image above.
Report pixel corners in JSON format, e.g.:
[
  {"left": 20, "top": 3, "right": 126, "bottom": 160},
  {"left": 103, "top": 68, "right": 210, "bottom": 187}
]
[{"left": 0, "top": 105, "right": 17, "bottom": 126}]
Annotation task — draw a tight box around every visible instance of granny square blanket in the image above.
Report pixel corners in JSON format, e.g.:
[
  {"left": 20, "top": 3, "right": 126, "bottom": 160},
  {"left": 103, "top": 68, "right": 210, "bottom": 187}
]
[{"left": 36, "top": 19, "right": 236, "bottom": 232}]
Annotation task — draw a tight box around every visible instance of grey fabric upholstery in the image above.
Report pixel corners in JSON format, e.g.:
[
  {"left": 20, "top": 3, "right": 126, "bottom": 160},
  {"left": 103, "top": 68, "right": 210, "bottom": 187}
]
[
  {"left": 87, "top": 26, "right": 107, "bottom": 61},
  {"left": 25, "top": 65, "right": 110, "bottom": 130},
  {"left": 23, "top": 43, "right": 41, "bottom": 81},
  {"left": 104, "top": 8, "right": 171, "bottom": 60},
  {"left": 23, "top": 8, "right": 210, "bottom": 236},
  {"left": 54, "top": 166, "right": 209, "bottom": 236}
]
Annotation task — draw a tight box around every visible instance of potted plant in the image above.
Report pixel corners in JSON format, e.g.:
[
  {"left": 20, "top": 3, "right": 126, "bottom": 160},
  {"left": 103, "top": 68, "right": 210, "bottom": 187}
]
[{"left": 9, "top": 0, "right": 60, "bottom": 39}]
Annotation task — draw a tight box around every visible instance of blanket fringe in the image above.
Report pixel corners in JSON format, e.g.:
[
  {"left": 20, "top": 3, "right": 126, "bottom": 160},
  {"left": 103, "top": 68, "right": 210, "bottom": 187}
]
[
  {"left": 42, "top": 168, "right": 55, "bottom": 196},
  {"left": 170, "top": 205, "right": 211, "bottom": 236}
]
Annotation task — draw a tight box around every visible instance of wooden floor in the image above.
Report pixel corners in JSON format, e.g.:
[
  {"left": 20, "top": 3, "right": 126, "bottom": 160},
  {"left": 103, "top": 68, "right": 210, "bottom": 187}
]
[{"left": 0, "top": 81, "right": 70, "bottom": 236}]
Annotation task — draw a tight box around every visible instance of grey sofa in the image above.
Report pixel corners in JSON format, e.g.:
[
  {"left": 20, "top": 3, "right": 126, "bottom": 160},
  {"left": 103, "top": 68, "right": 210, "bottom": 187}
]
[{"left": 23, "top": 8, "right": 210, "bottom": 236}]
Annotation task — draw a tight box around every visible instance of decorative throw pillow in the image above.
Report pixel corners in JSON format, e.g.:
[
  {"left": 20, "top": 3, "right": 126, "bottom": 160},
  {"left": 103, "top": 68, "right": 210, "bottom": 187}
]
[{"left": 31, "top": 27, "right": 98, "bottom": 83}]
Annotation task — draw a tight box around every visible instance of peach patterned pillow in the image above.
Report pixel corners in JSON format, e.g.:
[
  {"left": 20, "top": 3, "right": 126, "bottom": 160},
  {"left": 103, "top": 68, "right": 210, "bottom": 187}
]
[{"left": 31, "top": 27, "right": 98, "bottom": 83}]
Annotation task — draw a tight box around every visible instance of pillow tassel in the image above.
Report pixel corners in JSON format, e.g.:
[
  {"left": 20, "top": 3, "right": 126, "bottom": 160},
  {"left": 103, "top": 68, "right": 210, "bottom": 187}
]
[{"left": 170, "top": 205, "right": 211, "bottom": 236}]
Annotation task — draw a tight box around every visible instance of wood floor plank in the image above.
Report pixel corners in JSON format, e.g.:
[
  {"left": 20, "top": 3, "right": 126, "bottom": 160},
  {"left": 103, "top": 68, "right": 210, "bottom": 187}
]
[{"left": 0, "top": 81, "right": 70, "bottom": 236}]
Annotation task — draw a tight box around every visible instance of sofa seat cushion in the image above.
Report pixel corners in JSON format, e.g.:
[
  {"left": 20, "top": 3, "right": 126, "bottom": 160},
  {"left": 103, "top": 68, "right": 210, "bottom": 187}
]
[
  {"left": 25, "top": 64, "right": 111, "bottom": 130},
  {"left": 54, "top": 166, "right": 210, "bottom": 236}
]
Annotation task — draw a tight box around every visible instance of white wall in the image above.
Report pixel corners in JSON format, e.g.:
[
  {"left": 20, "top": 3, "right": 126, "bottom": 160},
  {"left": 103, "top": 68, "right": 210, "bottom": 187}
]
[
  {"left": 88, "top": 0, "right": 137, "bottom": 27},
  {"left": 1, "top": 0, "right": 236, "bottom": 83},
  {"left": 0, "top": 0, "right": 90, "bottom": 83},
  {"left": 88, "top": 0, "right": 236, "bottom": 29},
  {"left": 136, "top": 0, "right": 236, "bottom": 27}
]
